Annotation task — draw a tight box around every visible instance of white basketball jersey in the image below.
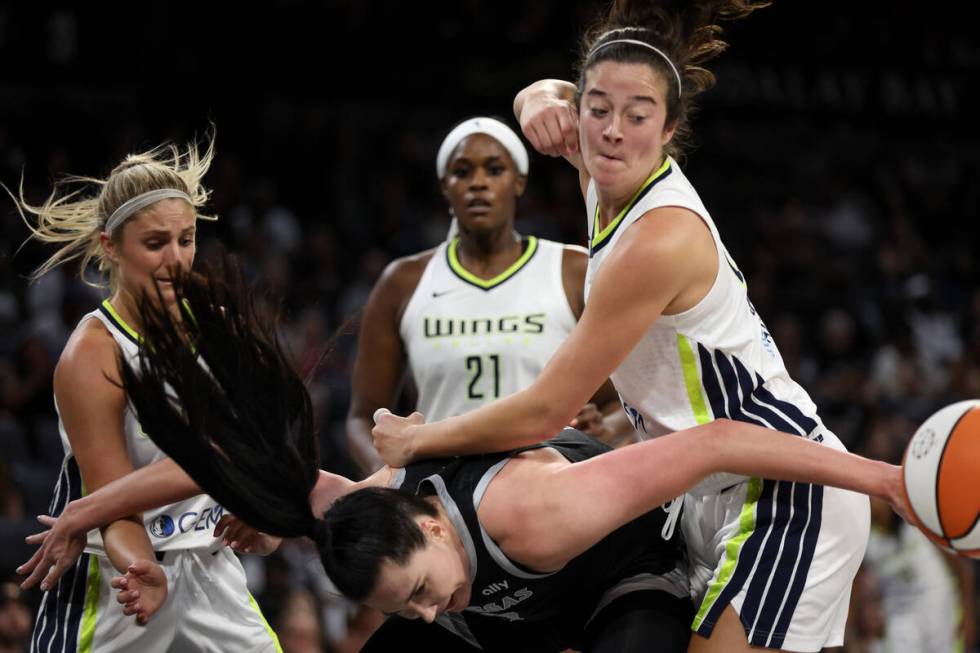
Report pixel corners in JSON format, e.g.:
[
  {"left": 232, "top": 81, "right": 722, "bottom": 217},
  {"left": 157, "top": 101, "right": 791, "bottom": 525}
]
[
  {"left": 400, "top": 237, "right": 578, "bottom": 421},
  {"left": 54, "top": 300, "right": 223, "bottom": 555},
  {"left": 585, "top": 157, "right": 840, "bottom": 492}
]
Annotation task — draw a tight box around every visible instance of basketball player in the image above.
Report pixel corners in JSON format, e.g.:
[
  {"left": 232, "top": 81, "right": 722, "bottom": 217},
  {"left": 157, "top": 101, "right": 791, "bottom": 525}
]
[
  {"left": 347, "top": 116, "right": 625, "bottom": 475},
  {"left": 371, "top": 2, "right": 874, "bottom": 651},
  {"left": 8, "top": 136, "right": 282, "bottom": 652},
  {"left": 52, "top": 264, "right": 906, "bottom": 652}
]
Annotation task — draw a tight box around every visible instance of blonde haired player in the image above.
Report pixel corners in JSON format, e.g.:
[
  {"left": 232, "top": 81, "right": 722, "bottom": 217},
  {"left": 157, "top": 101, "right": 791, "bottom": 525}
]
[{"left": 9, "top": 134, "right": 282, "bottom": 652}]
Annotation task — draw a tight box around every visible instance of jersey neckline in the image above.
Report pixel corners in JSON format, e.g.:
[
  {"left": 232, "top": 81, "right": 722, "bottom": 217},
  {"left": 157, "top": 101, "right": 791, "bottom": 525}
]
[
  {"left": 590, "top": 157, "right": 673, "bottom": 257},
  {"left": 446, "top": 236, "right": 539, "bottom": 291},
  {"left": 99, "top": 299, "right": 141, "bottom": 345}
]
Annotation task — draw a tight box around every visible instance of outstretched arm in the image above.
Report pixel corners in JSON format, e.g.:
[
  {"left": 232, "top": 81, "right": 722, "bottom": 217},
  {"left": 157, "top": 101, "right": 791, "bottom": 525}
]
[
  {"left": 373, "top": 206, "right": 713, "bottom": 466},
  {"left": 18, "top": 457, "right": 199, "bottom": 590},
  {"left": 484, "top": 419, "right": 904, "bottom": 571}
]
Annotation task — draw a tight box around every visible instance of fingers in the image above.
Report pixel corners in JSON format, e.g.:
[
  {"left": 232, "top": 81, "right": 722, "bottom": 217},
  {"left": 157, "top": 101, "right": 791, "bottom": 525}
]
[
  {"left": 16, "top": 547, "right": 45, "bottom": 586},
  {"left": 41, "top": 557, "right": 75, "bottom": 591},
  {"left": 25, "top": 529, "right": 50, "bottom": 545},
  {"left": 213, "top": 514, "right": 233, "bottom": 539},
  {"left": 372, "top": 407, "right": 391, "bottom": 424},
  {"left": 116, "top": 588, "right": 141, "bottom": 605},
  {"left": 527, "top": 122, "right": 557, "bottom": 157},
  {"left": 37, "top": 514, "right": 57, "bottom": 526},
  {"left": 126, "top": 559, "right": 154, "bottom": 577},
  {"left": 556, "top": 105, "right": 580, "bottom": 155},
  {"left": 570, "top": 402, "right": 601, "bottom": 426},
  {"left": 523, "top": 104, "right": 578, "bottom": 157},
  {"left": 20, "top": 549, "right": 72, "bottom": 591},
  {"left": 541, "top": 115, "right": 569, "bottom": 156}
]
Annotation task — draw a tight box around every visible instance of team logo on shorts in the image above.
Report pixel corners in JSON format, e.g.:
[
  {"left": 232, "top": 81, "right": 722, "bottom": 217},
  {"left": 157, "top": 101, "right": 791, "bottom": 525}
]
[{"left": 149, "top": 515, "right": 175, "bottom": 538}]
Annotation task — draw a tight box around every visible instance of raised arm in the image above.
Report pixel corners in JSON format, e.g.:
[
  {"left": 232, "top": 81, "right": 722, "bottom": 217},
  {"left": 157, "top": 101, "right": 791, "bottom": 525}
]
[
  {"left": 373, "top": 206, "right": 715, "bottom": 466},
  {"left": 514, "top": 79, "right": 590, "bottom": 197},
  {"left": 483, "top": 420, "right": 904, "bottom": 571}
]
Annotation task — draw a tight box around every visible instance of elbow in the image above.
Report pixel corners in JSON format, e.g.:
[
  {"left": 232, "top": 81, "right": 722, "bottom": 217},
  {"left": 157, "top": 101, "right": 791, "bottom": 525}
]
[{"left": 533, "top": 402, "right": 576, "bottom": 442}]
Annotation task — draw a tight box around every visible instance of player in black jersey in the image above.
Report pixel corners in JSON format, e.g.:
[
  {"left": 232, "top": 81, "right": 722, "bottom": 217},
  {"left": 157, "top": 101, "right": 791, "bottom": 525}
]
[{"left": 20, "top": 263, "right": 910, "bottom": 652}]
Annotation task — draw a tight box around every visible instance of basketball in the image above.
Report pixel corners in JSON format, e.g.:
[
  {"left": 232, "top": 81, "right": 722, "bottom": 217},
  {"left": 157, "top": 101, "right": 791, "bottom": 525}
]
[{"left": 902, "top": 400, "right": 980, "bottom": 557}]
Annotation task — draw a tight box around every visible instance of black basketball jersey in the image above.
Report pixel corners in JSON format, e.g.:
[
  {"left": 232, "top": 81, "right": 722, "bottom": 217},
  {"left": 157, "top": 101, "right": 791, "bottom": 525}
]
[{"left": 393, "top": 428, "right": 685, "bottom": 651}]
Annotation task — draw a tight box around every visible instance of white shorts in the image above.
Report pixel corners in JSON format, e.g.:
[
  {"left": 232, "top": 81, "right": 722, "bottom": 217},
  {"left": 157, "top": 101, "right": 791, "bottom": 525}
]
[
  {"left": 683, "top": 454, "right": 870, "bottom": 652},
  {"left": 30, "top": 546, "right": 281, "bottom": 653}
]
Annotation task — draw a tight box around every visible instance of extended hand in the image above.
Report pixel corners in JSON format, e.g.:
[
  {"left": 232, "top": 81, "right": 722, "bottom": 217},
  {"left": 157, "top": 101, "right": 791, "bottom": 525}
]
[
  {"left": 213, "top": 515, "right": 281, "bottom": 555},
  {"left": 371, "top": 410, "right": 425, "bottom": 468},
  {"left": 111, "top": 559, "right": 167, "bottom": 626},
  {"left": 17, "top": 513, "right": 87, "bottom": 591}
]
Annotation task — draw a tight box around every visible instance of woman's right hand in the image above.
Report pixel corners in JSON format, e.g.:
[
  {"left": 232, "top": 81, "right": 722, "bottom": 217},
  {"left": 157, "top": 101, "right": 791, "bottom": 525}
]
[
  {"left": 371, "top": 410, "right": 426, "bottom": 469},
  {"left": 516, "top": 80, "right": 580, "bottom": 158},
  {"left": 17, "top": 512, "right": 87, "bottom": 591}
]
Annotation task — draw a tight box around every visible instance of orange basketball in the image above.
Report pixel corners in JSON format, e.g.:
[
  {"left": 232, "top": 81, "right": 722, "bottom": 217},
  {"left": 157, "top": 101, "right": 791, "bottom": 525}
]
[{"left": 902, "top": 400, "right": 980, "bottom": 557}]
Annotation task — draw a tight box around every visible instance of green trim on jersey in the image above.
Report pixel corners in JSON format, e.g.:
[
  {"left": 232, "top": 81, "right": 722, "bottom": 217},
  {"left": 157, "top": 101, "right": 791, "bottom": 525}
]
[
  {"left": 677, "top": 334, "right": 711, "bottom": 425},
  {"left": 100, "top": 299, "right": 141, "bottom": 343},
  {"left": 591, "top": 157, "right": 672, "bottom": 251},
  {"left": 248, "top": 592, "right": 284, "bottom": 652},
  {"left": 78, "top": 555, "right": 102, "bottom": 653},
  {"left": 447, "top": 236, "right": 539, "bottom": 290},
  {"left": 692, "top": 477, "right": 764, "bottom": 630}
]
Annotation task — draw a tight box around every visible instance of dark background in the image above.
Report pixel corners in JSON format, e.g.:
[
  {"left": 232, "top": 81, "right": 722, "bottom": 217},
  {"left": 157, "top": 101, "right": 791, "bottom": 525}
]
[{"left": 1, "top": 2, "right": 977, "bottom": 651}]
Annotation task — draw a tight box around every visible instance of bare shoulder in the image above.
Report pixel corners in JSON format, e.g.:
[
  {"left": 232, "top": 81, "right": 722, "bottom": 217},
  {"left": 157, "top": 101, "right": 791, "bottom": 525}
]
[
  {"left": 607, "top": 206, "right": 716, "bottom": 281},
  {"left": 365, "top": 247, "right": 439, "bottom": 323},
  {"left": 383, "top": 248, "right": 438, "bottom": 288},
  {"left": 476, "top": 447, "right": 569, "bottom": 564},
  {"left": 614, "top": 206, "right": 717, "bottom": 314},
  {"left": 56, "top": 318, "right": 119, "bottom": 382},
  {"left": 375, "top": 248, "right": 437, "bottom": 299},
  {"left": 628, "top": 206, "right": 712, "bottom": 255},
  {"left": 54, "top": 317, "right": 125, "bottom": 406}
]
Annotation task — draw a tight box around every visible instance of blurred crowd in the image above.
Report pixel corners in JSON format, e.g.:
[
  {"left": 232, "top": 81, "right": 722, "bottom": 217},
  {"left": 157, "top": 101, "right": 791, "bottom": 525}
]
[{"left": 1, "top": 2, "right": 978, "bottom": 652}]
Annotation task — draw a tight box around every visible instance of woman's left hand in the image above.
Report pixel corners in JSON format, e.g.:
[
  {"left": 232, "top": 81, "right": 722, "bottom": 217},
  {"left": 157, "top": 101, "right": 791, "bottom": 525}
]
[{"left": 111, "top": 559, "right": 167, "bottom": 626}]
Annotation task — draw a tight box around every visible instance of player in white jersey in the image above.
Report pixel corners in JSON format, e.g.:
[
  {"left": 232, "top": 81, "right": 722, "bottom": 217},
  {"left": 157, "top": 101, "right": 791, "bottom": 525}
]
[
  {"left": 372, "top": 2, "right": 873, "bottom": 651},
  {"left": 9, "top": 135, "right": 282, "bottom": 652},
  {"left": 17, "top": 262, "right": 912, "bottom": 653},
  {"left": 347, "top": 116, "right": 622, "bottom": 475}
]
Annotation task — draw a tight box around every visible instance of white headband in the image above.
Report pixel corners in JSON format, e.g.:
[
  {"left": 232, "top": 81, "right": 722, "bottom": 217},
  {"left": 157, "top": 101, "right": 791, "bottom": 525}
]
[
  {"left": 103, "top": 189, "right": 194, "bottom": 234},
  {"left": 588, "top": 39, "right": 683, "bottom": 99},
  {"left": 436, "top": 117, "right": 529, "bottom": 179}
]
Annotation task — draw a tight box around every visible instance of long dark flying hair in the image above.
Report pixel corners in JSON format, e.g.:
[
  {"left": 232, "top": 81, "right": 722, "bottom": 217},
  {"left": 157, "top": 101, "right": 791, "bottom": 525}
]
[
  {"left": 119, "top": 257, "right": 442, "bottom": 602},
  {"left": 575, "top": 0, "right": 769, "bottom": 161},
  {"left": 120, "top": 256, "right": 320, "bottom": 537}
]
